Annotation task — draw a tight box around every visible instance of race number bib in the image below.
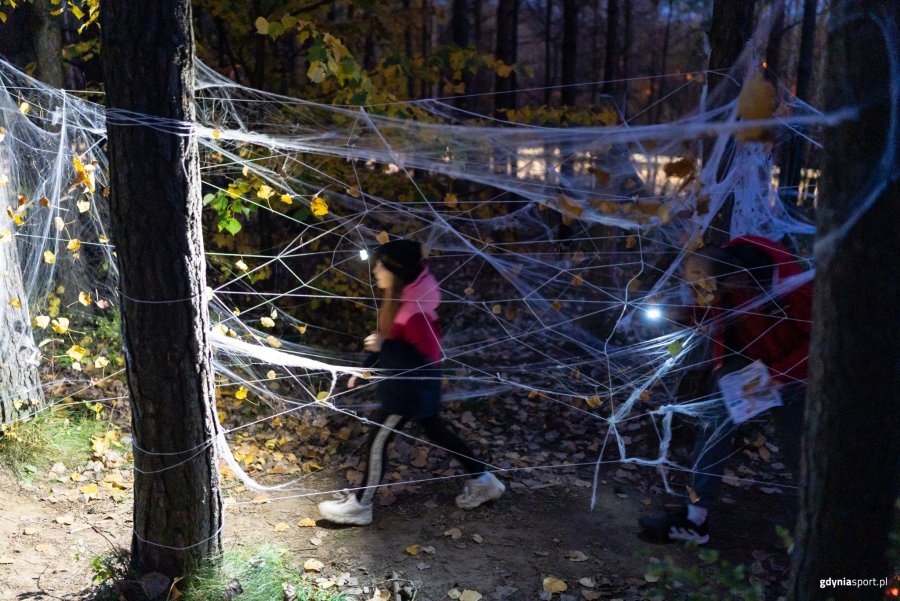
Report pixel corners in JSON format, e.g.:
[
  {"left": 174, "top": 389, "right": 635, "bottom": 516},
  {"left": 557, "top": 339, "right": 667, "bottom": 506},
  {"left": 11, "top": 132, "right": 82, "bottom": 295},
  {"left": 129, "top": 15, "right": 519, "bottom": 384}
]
[{"left": 717, "top": 360, "right": 782, "bottom": 425}]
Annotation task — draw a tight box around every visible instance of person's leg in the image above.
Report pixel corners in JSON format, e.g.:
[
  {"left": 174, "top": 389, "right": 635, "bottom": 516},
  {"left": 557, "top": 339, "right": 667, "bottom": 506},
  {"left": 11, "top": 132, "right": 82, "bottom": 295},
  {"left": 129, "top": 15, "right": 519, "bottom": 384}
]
[
  {"left": 317, "top": 411, "right": 406, "bottom": 525},
  {"left": 416, "top": 414, "right": 505, "bottom": 509},
  {"left": 357, "top": 412, "right": 407, "bottom": 505},
  {"left": 689, "top": 403, "right": 736, "bottom": 511},
  {"left": 417, "top": 414, "right": 485, "bottom": 476}
]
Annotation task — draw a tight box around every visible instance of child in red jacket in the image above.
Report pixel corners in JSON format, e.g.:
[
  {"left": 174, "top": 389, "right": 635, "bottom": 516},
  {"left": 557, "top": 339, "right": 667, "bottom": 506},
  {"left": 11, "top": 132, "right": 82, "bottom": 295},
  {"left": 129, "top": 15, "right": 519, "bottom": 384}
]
[
  {"left": 317, "top": 239, "right": 505, "bottom": 525},
  {"left": 640, "top": 235, "right": 812, "bottom": 544}
]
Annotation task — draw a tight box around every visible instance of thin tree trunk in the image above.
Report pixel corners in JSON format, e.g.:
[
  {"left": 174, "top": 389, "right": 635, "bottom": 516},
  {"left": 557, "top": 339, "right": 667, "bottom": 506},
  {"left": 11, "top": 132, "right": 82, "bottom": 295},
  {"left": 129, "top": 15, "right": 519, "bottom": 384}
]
[
  {"left": 494, "top": 0, "right": 519, "bottom": 116},
  {"left": 788, "top": 2, "right": 900, "bottom": 597},
  {"left": 403, "top": 0, "right": 415, "bottom": 99},
  {"left": 781, "top": 0, "right": 818, "bottom": 205},
  {"left": 420, "top": 0, "right": 430, "bottom": 98},
  {"left": 765, "top": 1, "right": 786, "bottom": 80},
  {"left": 545, "top": 0, "right": 554, "bottom": 105},
  {"left": 652, "top": 0, "right": 674, "bottom": 123},
  {"left": 601, "top": 0, "right": 619, "bottom": 96},
  {"left": 451, "top": 0, "right": 471, "bottom": 110},
  {"left": 560, "top": 0, "right": 577, "bottom": 107},
  {"left": 591, "top": 0, "right": 600, "bottom": 104},
  {"left": 34, "top": 0, "right": 64, "bottom": 88},
  {"left": 101, "top": 0, "right": 223, "bottom": 580},
  {"left": 621, "top": 0, "right": 632, "bottom": 113}
]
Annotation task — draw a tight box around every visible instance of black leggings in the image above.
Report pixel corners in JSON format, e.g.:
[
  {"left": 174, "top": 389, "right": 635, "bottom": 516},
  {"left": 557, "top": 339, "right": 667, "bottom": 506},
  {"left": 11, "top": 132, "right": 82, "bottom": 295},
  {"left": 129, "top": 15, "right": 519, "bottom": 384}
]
[{"left": 355, "top": 411, "right": 485, "bottom": 504}]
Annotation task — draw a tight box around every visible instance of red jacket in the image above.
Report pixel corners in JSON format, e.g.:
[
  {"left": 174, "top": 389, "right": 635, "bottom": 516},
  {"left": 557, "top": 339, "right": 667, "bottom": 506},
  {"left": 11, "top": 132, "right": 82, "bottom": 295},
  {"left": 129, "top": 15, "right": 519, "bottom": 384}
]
[{"left": 711, "top": 235, "right": 812, "bottom": 383}]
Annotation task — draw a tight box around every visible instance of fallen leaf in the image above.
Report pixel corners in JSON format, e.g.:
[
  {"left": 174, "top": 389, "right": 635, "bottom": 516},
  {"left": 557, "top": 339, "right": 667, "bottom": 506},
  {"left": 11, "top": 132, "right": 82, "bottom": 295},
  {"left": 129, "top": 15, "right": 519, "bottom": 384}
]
[
  {"left": 52, "top": 317, "right": 69, "bottom": 334},
  {"left": 565, "top": 550, "right": 589, "bottom": 562},
  {"left": 444, "top": 192, "right": 458, "bottom": 207},
  {"left": 234, "top": 387, "right": 248, "bottom": 401},
  {"left": 578, "top": 577, "right": 596, "bottom": 588},
  {"left": 376, "top": 230, "right": 389, "bottom": 245},
  {"left": 303, "top": 558, "right": 324, "bottom": 572},
  {"left": 472, "top": 534, "right": 483, "bottom": 543},
  {"left": 235, "top": 259, "right": 248, "bottom": 271},
  {"left": 459, "top": 591, "right": 482, "bottom": 601},
  {"left": 279, "top": 194, "right": 293, "bottom": 205},
  {"left": 67, "top": 239, "right": 81, "bottom": 252},
  {"left": 543, "top": 576, "right": 567, "bottom": 593},
  {"left": 297, "top": 518, "right": 317, "bottom": 527},
  {"left": 582, "top": 591, "right": 601, "bottom": 600},
  {"left": 447, "top": 589, "right": 462, "bottom": 600},
  {"left": 404, "top": 544, "right": 420, "bottom": 556},
  {"left": 273, "top": 522, "right": 289, "bottom": 532},
  {"left": 33, "top": 315, "right": 50, "bottom": 329},
  {"left": 444, "top": 527, "right": 462, "bottom": 540}
]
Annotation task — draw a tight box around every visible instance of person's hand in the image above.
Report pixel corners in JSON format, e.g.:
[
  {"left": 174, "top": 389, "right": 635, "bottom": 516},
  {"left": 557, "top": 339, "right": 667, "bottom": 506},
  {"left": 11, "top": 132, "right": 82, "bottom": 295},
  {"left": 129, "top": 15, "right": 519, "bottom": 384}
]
[
  {"left": 347, "top": 375, "right": 358, "bottom": 389},
  {"left": 364, "top": 332, "right": 383, "bottom": 352}
]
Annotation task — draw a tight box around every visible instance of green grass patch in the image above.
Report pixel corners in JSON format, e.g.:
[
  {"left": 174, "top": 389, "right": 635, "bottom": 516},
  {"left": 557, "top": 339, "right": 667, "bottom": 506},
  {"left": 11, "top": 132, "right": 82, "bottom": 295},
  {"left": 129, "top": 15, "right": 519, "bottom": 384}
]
[
  {"left": 183, "top": 546, "right": 348, "bottom": 601},
  {"left": 0, "top": 409, "right": 110, "bottom": 478}
]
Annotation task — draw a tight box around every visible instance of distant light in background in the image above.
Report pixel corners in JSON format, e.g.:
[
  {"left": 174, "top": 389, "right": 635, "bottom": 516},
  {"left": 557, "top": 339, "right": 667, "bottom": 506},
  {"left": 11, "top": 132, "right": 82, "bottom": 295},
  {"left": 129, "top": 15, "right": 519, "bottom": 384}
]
[
  {"left": 646, "top": 306, "right": 662, "bottom": 320},
  {"left": 359, "top": 249, "right": 369, "bottom": 261}
]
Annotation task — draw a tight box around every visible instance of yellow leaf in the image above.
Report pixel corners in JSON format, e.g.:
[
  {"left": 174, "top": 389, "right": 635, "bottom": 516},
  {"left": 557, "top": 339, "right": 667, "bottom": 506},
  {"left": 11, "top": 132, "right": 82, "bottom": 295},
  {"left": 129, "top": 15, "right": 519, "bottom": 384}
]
[
  {"left": 76, "top": 199, "right": 90, "bottom": 213},
  {"left": 303, "top": 559, "right": 324, "bottom": 572},
  {"left": 8, "top": 298, "right": 21, "bottom": 308},
  {"left": 444, "top": 192, "right": 458, "bottom": 207},
  {"left": 279, "top": 194, "right": 293, "bottom": 205},
  {"left": 18, "top": 101, "right": 30, "bottom": 115},
  {"left": 297, "top": 518, "right": 316, "bottom": 527},
  {"left": 94, "top": 357, "right": 109, "bottom": 368},
  {"left": 586, "top": 395, "right": 603, "bottom": 409},
  {"left": 54, "top": 216, "right": 65, "bottom": 231},
  {"left": 0, "top": 174, "right": 8, "bottom": 186},
  {"left": 70, "top": 472, "right": 83, "bottom": 482},
  {"left": 491, "top": 304, "right": 501, "bottom": 315},
  {"left": 34, "top": 315, "right": 51, "bottom": 329},
  {"left": 315, "top": 391, "right": 329, "bottom": 403},
  {"left": 79, "top": 483, "right": 99, "bottom": 497},
  {"left": 266, "top": 370, "right": 277, "bottom": 379},
  {"left": 67, "top": 345, "right": 88, "bottom": 362},
  {"left": 404, "top": 544, "right": 420, "bottom": 556},
  {"left": 78, "top": 291, "right": 91, "bottom": 306},
  {"left": 273, "top": 522, "right": 289, "bottom": 532},
  {"left": 257, "top": 184, "right": 275, "bottom": 200},
  {"left": 736, "top": 71, "right": 777, "bottom": 142},
  {"left": 346, "top": 186, "right": 360, "bottom": 198},
  {"left": 51, "top": 317, "right": 69, "bottom": 334},
  {"left": 254, "top": 16, "right": 269, "bottom": 35},
  {"left": 597, "top": 106, "right": 618, "bottom": 126},
  {"left": 376, "top": 230, "right": 389, "bottom": 245},
  {"left": 310, "top": 195, "right": 328, "bottom": 216},
  {"left": 293, "top": 323, "right": 308, "bottom": 334},
  {"left": 260, "top": 316, "right": 275, "bottom": 328},
  {"left": 459, "top": 591, "right": 482, "bottom": 601},
  {"left": 266, "top": 335, "right": 282, "bottom": 348},
  {"left": 235, "top": 386, "right": 248, "bottom": 400},
  {"left": 0, "top": 228, "right": 11, "bottom": 244},
  {"left": 543, "top": 577, "right": 567, "bottom": 593},
  {"left": 212, "top": 128, "right": 221, "bottom": 140},
  {"left": 67, "top": 239, "right": 81, "bottom": 251}
]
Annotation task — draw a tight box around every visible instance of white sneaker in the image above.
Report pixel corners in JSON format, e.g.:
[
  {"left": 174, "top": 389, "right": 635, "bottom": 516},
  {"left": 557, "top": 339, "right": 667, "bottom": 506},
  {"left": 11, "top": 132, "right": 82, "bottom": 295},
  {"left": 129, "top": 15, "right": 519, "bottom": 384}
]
[
  {"left": 317, "top": 493, "right": 373, "bottom": 525},
  {"left": 455, "top": 472, "right": 506, "bottom": 509}
]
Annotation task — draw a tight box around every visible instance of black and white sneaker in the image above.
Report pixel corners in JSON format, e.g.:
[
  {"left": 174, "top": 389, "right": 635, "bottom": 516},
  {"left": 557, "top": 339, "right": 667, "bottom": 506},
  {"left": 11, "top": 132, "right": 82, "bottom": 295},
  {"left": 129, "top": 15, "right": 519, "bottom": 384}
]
[{"left": 639, "top": 506, "right": 710, "bottom": 544}]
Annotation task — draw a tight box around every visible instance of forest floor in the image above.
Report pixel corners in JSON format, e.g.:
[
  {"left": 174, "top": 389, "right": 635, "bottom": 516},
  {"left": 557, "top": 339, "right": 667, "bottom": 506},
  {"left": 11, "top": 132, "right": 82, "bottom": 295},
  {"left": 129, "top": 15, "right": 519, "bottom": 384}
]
[{"left": 0, "top": 387, "right": 798, "bottom": 601}]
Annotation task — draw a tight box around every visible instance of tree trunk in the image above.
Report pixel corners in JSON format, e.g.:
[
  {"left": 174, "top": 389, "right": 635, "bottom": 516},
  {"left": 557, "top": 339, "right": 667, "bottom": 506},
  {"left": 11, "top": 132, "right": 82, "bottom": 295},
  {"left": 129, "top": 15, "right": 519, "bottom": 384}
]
[
  {"left": 420, "top": 0, "right": 430, "bottom": 98},
  {"left": 33, "top": 0, "right": 64, "bottom": 88},
  {"left": 788, "top": 2, "right": 900, "bottom": 599},
  {"left": 451, "top": 0, "right": 471, "bottom": 110},
  {"left": 621, "top": 0, "right": 632, "bottom": 112},
  {"left": 652, "top": 0, "right": 674, "bottom": 124},
  {"left": 545, "top": 0, "right": 554, "bottom": 105},
  {"left": 601, "top": 0, "right": 618, "bottom": 96},
  {"left": 0, "top": 232, "right": 43, "bottom": 424},
  {"left": 707, "top": 0, "right": 756, "bottom": 102},
  {"left": 765, "top": 1, "right": 785, "bottom": 81},
  {"left": 101, "top": 0, "right": 223, "bottom": 580},
  {"left": 493, "top": 0, "right": 519, "bottom": 116},
  {"left": 780, "top": 0, "right": 818, "bottom": 205},
  {"left": 560, "top": 0, "right": 577, "bottom": 107}
]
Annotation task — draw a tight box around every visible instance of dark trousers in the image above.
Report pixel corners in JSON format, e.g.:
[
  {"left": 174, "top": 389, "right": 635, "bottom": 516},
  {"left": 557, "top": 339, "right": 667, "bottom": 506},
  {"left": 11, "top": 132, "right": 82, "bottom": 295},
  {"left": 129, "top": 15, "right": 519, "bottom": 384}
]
[
  {"left": 356, "top": 411, "right": 485, "bottom": 504},
  {"left": 691, "top": 378, "right": 806, "bottom": 510}
]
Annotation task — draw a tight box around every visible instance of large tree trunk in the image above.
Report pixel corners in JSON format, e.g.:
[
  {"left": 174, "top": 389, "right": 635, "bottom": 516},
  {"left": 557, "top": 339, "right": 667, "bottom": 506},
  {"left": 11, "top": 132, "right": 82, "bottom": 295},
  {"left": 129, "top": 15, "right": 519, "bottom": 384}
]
[
  {"left": 34, "top": 0, "right": 64, "bottom": 88},
  {"left": 0, "top": 234, "right": 43, "bottom": 424},
  {"left": 493, "top": 0, "right": 519, "bottom": 116},
  {"left": 560, "top": 0, "right": 577, "bottom": 107},
  {"left": 101, "top": 0, "right": 223, "bottom": 580},
  {"left": 780, "top": 0, "right": 818, "bottom": 205},
  {"left": 788, "top": 2, "right": 900, "bottom": 600}
]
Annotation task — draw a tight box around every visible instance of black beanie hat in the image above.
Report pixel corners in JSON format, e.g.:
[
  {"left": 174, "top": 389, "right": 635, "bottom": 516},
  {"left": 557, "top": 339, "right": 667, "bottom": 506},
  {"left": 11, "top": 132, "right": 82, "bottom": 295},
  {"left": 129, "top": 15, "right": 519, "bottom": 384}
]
[{"left": 373, "top": 239, "right": 424, "bottom": 284}]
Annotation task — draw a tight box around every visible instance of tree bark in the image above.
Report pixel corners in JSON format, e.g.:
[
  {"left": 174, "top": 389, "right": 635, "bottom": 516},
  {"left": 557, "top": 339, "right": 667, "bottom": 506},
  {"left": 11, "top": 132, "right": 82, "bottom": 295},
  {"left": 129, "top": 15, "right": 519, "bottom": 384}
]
[
  {"left": 101, "top": 0, "right": 223, "bottom": 580},
  {"left": 601, "top": 0, "right": 619, "bottom": 96},
  {"left": 707, "top": 0, "right": 756, "bottom": 102},
  {"left": 652, "top": 0, "right": 674, "bottom": 124},
  {"left": 33, "top": 0, "right": 64, "bottom": 88},
  {"left": 494, "top": 0, "right": 519, "bottom": 116},
  {"left": 780, "top": 0, "right": 818, "bottom": 205},
  {"left": 788, "top": 2, "right": 900, "bottom": 600},
  {"left": 451, "top": 0, "right": 471, "bottom": 110},
  {"left": 0, "top": 232, "right": 43, "bottom": 424},
  {"left": 560, "top": 0, "right": 577, "bottom": 107},
  {"left": 545, "top": 0, "right": 554, "bottom": 105}
]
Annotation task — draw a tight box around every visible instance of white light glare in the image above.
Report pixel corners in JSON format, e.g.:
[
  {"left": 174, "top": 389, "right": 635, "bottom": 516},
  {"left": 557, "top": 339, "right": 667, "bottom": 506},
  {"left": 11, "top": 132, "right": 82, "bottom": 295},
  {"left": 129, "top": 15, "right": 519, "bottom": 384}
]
[
  {"left": 646, "top": 306, "right": 662, "bottom": 320},
  {"left": 359, "top": 249, "right": 369, "bottom": 261}
]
